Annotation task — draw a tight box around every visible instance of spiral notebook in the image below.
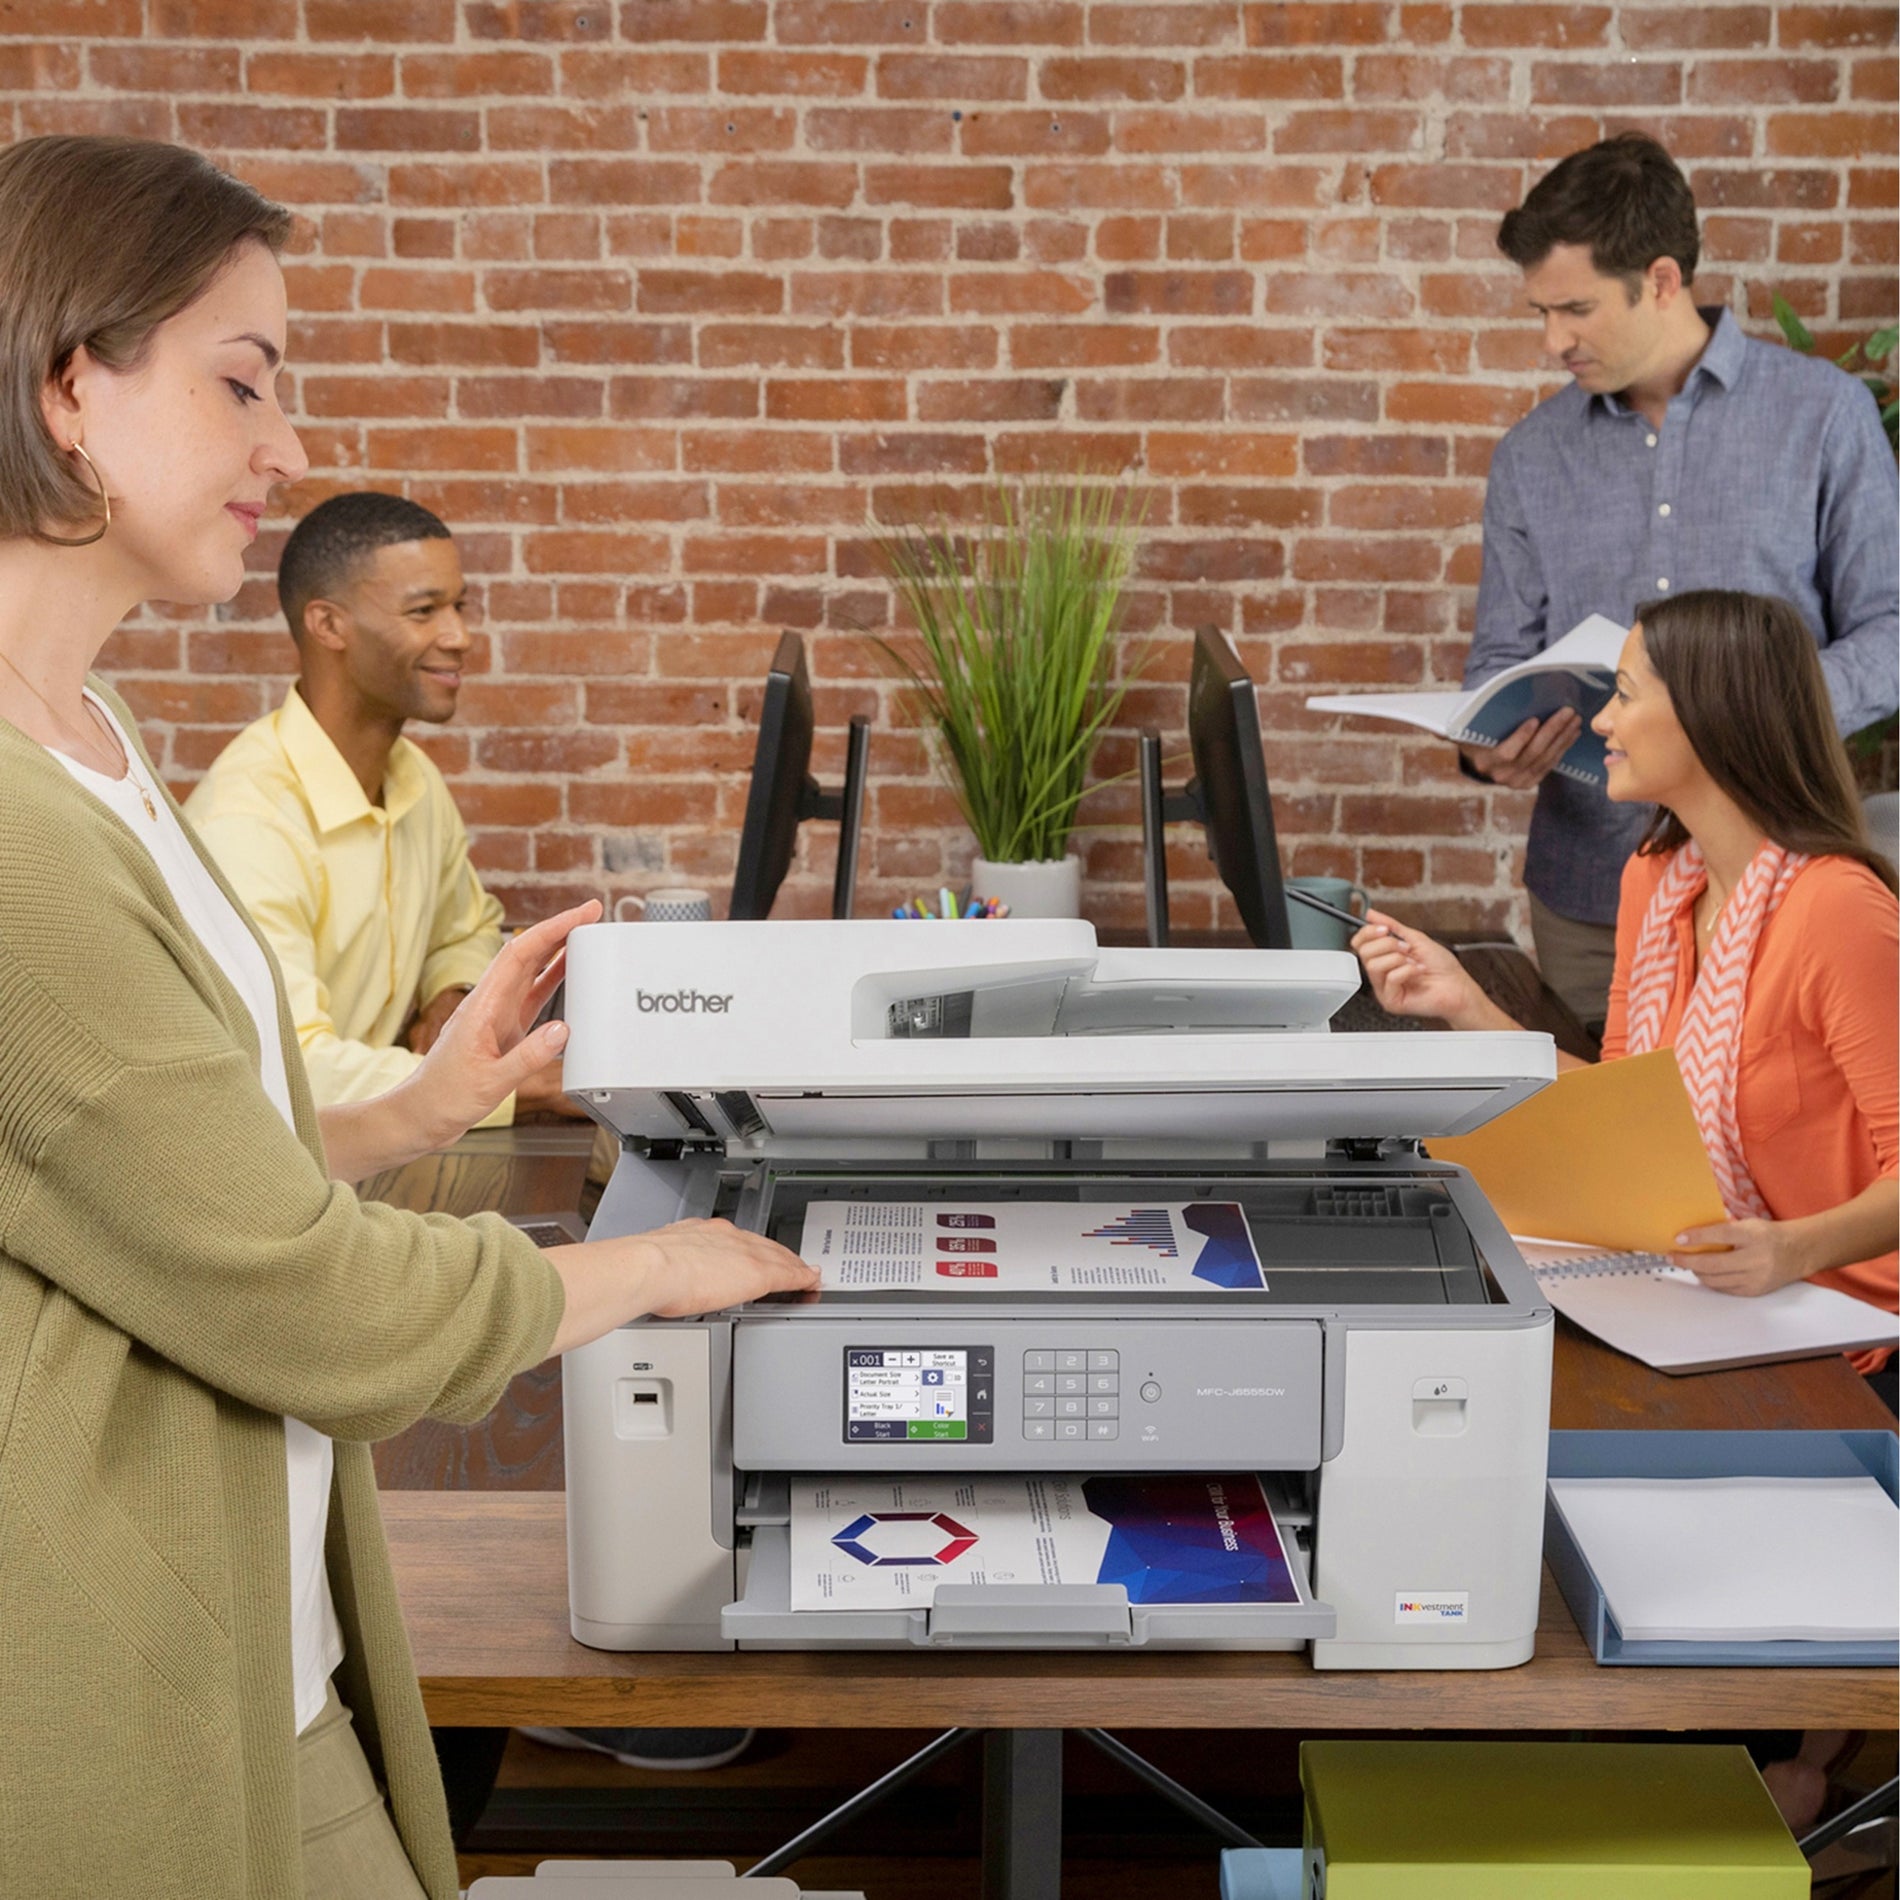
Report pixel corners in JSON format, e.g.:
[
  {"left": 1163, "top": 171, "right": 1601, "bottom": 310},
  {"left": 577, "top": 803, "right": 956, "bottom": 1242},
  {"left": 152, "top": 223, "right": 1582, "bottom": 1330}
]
[
  {"left": 1520, "top": 1241, "right": 1900, "bottom": 1374},
  {"left": 1306, "top": 612, "right": 1624, "bottom": 786}
]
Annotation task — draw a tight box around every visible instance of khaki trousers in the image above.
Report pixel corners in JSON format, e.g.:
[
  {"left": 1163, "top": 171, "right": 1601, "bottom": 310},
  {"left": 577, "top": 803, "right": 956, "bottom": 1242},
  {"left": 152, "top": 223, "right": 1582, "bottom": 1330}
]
[
  {"left": 1527, "top": 892, "right": 1618, "bottom": 1035},
  {"left": 299, "top": 1685, "right": 431, "bottom": 1900}
]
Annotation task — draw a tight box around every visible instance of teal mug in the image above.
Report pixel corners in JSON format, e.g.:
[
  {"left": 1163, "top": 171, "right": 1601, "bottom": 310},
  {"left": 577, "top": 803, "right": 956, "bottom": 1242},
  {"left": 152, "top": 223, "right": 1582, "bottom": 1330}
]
[{"left": 1284, "top": 875, "right": 1369, "bottom": 953}]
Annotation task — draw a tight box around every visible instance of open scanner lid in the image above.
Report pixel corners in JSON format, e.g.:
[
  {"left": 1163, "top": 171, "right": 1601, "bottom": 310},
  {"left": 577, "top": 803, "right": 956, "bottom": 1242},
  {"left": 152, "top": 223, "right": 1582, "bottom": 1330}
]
[{"left": 561, "top": 918, "right": 1555, "bottom": 1149}]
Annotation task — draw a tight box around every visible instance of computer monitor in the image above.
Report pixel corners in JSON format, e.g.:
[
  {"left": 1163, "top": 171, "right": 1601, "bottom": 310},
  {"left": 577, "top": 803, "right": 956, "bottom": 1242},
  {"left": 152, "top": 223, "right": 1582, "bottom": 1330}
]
[
  {"left": 1140, "top": 624, "right": 1293, "bottom": 949},
  {"left": 729, "top": 632, "right": 870, "bottom": 921}
]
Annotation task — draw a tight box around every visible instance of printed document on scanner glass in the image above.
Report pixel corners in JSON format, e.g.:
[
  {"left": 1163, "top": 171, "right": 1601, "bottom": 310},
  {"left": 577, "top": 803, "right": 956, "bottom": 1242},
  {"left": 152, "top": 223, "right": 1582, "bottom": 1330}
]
[
  {"left": 789, "top": 1474, "right": 1304, "bottom": 1613},
  {"left": 798, "top": 1200, "right": 1266, "bottom": 1291}
]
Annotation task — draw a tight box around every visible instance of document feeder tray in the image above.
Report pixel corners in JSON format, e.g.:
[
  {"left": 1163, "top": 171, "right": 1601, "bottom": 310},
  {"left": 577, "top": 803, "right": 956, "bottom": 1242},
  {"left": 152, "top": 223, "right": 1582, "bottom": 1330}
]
[{"left": 560, "top": 921, "right": 1556, "bottom": 1669}]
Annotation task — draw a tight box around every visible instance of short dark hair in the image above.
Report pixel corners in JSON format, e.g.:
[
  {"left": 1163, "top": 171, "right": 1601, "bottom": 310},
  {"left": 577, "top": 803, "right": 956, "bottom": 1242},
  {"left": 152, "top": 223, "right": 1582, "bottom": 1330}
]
[
  {"left": 1635, "top": 589, "right": 1896, "bottom": 894},
  {"left": 278, "top": 490, "right": 452, "bottom": 641},
  {"left": 1497, "top": 133, "right": 1699, "bottom": 291},
  {"left": 0, "top": 137, "right": 292, "bottom": 543}
]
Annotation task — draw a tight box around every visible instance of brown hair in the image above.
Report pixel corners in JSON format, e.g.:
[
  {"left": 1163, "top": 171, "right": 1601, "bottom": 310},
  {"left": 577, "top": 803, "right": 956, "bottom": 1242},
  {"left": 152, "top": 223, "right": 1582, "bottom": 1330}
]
[
  {"left": 1497, "top": 132, "right": 1699, "bottom": 295},
  {"left": 0, "top": 136, "right": 293, "bottom": 543},
  {"left": 1634, "top": 589, "right": 1897, "bottom": 894}
]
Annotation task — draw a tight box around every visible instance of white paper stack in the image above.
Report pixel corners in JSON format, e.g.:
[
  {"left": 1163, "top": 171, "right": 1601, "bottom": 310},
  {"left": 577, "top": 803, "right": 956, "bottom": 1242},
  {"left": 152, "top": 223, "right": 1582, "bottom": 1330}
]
[{"left": 1548, "top": 1475, "right": 1900, "bottom": 1643}]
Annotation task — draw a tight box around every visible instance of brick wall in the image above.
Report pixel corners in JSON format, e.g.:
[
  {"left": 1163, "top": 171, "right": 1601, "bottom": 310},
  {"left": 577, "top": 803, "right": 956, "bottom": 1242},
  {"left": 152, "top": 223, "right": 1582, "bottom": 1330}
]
[{"left": 6, "top": 2, "right": 1895, "bottom": 934}]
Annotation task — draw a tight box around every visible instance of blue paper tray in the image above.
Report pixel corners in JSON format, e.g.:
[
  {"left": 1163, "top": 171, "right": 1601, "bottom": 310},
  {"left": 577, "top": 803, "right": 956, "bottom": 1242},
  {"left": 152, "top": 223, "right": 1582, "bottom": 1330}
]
[{"left": 1545, "top": 1430, "right": 1899, "bottom": 1667}]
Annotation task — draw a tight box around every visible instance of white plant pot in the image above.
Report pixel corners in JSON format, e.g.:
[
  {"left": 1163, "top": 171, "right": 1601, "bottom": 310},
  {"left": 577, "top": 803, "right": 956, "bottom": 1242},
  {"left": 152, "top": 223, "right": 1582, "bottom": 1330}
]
[{"left": 970, "top": 853, "right": 1083, "bottom": 920}]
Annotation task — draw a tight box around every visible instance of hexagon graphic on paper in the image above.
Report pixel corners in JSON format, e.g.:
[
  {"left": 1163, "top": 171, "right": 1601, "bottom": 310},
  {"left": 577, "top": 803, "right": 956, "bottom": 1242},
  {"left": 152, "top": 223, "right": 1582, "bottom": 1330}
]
[{"left": 831, "top": 1510, "right": 979, "bottom": 1567}]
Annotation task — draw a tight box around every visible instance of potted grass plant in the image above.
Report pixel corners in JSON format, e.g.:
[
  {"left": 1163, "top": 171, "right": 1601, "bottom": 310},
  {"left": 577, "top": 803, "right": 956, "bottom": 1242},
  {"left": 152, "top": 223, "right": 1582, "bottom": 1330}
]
[{"left": 872, "top": 478, "right": 1146, "bottom": 918}]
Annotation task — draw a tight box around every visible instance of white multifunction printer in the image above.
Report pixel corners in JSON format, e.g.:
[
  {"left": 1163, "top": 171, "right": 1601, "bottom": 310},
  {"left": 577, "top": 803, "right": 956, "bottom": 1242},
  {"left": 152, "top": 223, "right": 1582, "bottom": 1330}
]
[{"left": 558, "top": 920, "right": 1556, "bottom": 1669}]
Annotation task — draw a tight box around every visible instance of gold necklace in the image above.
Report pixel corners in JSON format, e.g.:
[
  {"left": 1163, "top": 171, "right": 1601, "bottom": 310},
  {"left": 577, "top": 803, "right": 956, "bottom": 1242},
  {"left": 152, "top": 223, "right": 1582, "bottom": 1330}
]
[{"left": 0, "top": 646, "right": 156, "bottom": 818}]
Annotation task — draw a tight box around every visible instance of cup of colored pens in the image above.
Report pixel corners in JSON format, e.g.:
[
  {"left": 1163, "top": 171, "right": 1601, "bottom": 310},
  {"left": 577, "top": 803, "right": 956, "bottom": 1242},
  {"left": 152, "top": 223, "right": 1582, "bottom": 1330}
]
[{"left": 892, "top": 890, "right": 1010, "bottom": 920}]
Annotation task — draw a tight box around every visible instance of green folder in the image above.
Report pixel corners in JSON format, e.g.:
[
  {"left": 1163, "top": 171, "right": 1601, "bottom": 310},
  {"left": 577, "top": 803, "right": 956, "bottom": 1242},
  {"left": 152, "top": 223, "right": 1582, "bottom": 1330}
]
[{"left": 1301, "top": 1742, "right": 1809, "bottom": 1899}]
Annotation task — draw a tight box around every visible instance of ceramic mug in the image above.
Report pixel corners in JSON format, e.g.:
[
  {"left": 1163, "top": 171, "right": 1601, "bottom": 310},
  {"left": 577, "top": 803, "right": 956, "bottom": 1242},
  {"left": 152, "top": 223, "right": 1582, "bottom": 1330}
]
[
  {"left": 613, "top": 888, "right": 714, "bottom": 924},
  {"left": 1284, "top": 875, "right": 1369, "bottom": 953}
]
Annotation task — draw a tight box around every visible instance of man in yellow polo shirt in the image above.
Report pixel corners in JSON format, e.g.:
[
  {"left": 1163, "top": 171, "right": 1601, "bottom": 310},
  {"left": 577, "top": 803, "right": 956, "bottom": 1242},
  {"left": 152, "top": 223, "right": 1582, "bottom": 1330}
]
[{"left": 187, "top": 491, "right": 576, "bottom": 1125}]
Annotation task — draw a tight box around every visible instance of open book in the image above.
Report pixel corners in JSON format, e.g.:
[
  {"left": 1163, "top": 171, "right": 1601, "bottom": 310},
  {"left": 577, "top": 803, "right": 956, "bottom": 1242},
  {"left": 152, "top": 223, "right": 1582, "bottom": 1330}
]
[
  {"left": 1306, "top": 612, "right": 1626, "bottom": 786},
  {"left": 1520, "top": 1241, "right": 1900, "bottom": 1375}
]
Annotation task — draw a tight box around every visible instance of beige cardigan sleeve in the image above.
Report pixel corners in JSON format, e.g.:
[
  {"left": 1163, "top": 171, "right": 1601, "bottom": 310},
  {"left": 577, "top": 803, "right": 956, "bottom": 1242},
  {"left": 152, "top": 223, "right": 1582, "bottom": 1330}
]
[{"left": 0, "top": 731, "right": 564, "bottom": 1441}]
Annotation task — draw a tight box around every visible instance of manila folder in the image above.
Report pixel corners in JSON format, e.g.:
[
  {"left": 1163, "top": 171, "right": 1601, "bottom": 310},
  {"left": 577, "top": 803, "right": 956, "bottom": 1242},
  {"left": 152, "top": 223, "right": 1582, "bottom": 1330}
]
[{"left": 1428, "top": 1049, "right": 1727, "bottom": 1254}]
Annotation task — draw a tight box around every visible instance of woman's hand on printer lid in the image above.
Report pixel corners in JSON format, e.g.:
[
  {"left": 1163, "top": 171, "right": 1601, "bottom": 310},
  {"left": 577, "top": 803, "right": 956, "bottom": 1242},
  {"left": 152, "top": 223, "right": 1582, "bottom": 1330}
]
[
  {"left": 1352, "top": 910, "right": 1515, "bottom": 1033},
  {"left": 545, "top": 1219, "right": 819, "bottom": 1355}
]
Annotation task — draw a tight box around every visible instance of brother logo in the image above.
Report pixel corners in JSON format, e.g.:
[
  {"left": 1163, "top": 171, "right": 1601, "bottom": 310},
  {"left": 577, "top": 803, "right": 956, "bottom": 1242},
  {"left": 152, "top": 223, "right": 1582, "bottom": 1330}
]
[{"left": 635, "top": 989, "right": 734, "bottom": 1015}]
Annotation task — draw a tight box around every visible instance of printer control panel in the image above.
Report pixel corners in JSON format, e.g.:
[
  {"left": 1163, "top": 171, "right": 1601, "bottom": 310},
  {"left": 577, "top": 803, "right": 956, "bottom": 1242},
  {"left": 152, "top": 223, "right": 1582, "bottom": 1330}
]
[{"left": 844, "top": 1346, "right": 995, "bottom": 1444}]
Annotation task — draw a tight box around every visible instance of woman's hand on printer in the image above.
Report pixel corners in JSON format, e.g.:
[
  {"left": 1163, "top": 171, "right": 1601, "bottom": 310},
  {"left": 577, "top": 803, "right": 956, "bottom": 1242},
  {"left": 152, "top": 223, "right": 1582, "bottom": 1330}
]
[
  {"left": 1351, "top": 910, "right": 1516, "bottom": 1032},
  {"left": 544, "top": 1219, "right": 820, "bottom": 1355}
]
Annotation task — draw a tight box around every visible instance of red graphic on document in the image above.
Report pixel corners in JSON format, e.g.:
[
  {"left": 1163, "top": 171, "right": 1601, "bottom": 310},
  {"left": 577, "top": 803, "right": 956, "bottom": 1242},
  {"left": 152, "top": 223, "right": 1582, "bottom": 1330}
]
[{"left": 936, "top": 1260, "right": 998, "bottom": 1278}]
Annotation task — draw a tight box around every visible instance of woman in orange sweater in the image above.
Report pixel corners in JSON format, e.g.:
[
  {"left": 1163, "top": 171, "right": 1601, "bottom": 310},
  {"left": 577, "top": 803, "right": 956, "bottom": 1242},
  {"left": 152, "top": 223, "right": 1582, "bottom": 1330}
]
[{"left": 1353, "top": 588, "right": 1899, "bottom": 1359}]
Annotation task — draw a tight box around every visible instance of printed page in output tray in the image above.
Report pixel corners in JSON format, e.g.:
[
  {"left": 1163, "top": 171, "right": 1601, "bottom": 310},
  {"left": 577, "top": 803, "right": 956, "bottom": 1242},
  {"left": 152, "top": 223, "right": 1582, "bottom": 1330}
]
[
  {"left": 799, "top": 1199, "right": 1267, "bottom": 1292},
  {"left": 789, "top": 1473, "right": 1305, "bottom": 1614}
]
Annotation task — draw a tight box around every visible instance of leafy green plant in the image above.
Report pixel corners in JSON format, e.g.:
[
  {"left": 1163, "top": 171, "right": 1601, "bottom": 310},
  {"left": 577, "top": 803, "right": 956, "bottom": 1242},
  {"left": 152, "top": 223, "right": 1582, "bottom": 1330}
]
[
  {"left": 872, "top": 479, "right": 1147, "bottom": 865},
  {"left": 1772, "top": 295, "right": 1898, "bottom": 452}
]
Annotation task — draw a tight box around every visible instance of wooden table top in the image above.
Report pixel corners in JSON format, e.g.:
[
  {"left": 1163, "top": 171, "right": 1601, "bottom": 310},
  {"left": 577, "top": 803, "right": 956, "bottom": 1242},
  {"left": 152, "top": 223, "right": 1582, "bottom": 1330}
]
[
  {"left": 386, "top": 1490, "right": 1896, "bottom": 1732},
  {"left": 371, "top": 1110, "right": 1896, "bottom": 1733}
]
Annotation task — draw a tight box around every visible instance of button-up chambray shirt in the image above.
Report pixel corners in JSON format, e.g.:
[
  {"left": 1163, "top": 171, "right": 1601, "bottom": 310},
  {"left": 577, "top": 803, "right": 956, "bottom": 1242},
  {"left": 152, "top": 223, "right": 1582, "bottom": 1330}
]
[{"left": 1469, "top": 307, "right": 1900, "bottom": 925}]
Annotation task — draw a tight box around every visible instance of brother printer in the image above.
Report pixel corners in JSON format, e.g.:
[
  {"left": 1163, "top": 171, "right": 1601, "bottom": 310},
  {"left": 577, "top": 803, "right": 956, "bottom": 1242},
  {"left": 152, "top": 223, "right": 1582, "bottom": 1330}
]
[{"left": 559, "top": 920, "right": 1556, "bottom": 1670}]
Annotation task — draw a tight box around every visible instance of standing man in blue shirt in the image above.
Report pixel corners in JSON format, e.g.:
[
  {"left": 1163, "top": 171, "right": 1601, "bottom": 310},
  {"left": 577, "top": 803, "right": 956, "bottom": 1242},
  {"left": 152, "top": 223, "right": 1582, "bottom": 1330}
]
[{"left": 1462, "top": 133, "right": 1898, "bottom": 1034}]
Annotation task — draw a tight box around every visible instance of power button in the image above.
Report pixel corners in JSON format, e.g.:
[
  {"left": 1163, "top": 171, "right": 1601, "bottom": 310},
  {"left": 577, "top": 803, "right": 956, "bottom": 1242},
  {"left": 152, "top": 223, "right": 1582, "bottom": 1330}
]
[{"left": 1139, "top": 1380, "right": 1162, "bottom": 1403}]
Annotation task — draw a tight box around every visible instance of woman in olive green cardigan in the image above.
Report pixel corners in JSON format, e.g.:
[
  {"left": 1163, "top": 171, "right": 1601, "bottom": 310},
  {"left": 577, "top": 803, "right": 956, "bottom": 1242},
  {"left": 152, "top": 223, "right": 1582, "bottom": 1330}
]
[{"left": 0, "top": 138, "right": 816, "bottom": 1898}]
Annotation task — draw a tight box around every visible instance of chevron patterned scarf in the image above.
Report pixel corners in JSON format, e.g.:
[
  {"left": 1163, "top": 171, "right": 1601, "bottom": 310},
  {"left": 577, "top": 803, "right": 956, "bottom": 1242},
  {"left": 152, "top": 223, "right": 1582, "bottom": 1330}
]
[{"left": 1623, "top": 839, "right": 1811, "bottom": 1221}]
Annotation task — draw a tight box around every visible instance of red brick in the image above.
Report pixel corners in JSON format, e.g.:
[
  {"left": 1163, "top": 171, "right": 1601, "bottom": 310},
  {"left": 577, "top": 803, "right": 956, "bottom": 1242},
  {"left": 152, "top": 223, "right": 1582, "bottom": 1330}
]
[
  {"left": 367, "top": 425, "right": 518, "bottom": 471},
  {"left": 637, "top": 269, "right": 784, "bottom": 315},
  {"left": 179, "top": 103, "right": 330, "bottom": 149},
  {"left": 766, "top": 378, "right": 907, "bottom": 421},
  {"left": 681, "top": 430, "right": 835, "bottom": 474},
  {"left": 961, "top": 110, "right": 1113, "bottom": 157},
  {"left": 560, "top": 479, "right": 711, "bottom": 523},
  {"left": 1168, "top": 327, "right": 1312, "bottom": 369},
  {"left": 1305, "top": 433, "right": 1448, "bottom": 475},
  {"left": 1278, "top": 640, "right": 1425, "bottom": 685},
  {"left": 524, "top": 530, "right": 673, "bottom": 574},
  {"left": 1196, "top": 52, "right": 1342, "bottom": 96},
  {"left": 877, "top": 53, "right": 1029, "bottom": 98},
  {"left": 1175, "top": 485, "right": 1324, "bottom": 528},
  {"left": 1779, "top": 222, "right": 1845, "bottom": 264},
  {"left": 90, "top": 44, "right": 241, "bottom": 89},
  {"left": 1688, "top": 166, "right": 1840, "bottom": 209},
  {"left": 1146, "top": 431, "right": 1298, "bottom": 478},
  {"left": 1242, "top": 3, "right": 1392, "bottom": 46},
  {"left": 310, "top": 0, "right": 454, "bottom": 30},
  {"left": 1089, "top": 3, "right": 1238, "bottom": 44},
  {"left": 524, "top": 425, "right": 676, "bottom": 472},
  {"left": 1116, "top": 107, "right": 1271, "bottom": 153},
  {"left": 1853, "top": 54, "right": 1900, "bottom": 100},
  {"left": 1240, "top": 219, "right": 1309, "bottom": 261},
  {"left": 718, "top": 48, "right": 868, "bottom": 91},
  {"left": 1352, "top": 52, "right": 1509, "bottom": 98},
  {"left": 1266, "top": 271, "right": 1413, "bottom": 318},
  {"left": 1181, "top": 162, "right": 1328, "bottom": 207},
  {"left": 1322, "top": 327, "right": 1470, "bottom": 373},
  {"left": 1012, "top": 323, "right": 1162, "bottom": 367},
  {"left": 994, "top": 430, "right": 1140, "bottom": 475},
  {"left": 852, "top": 325, "right": 1001, "bottom": 369},
  {"left": 1767, "top": 110, "right": 1897, "bottom": 157},
  {"left": 936, "top": 1, "right": 1084, "bottom": 42},
  {"left": 1461, "top": 5, "right": 1609, "bottom": 46},
  {"left": 1533, "top": 60, "right": 1682, "bottom": 106},
  {"left": 610, "top": 377, "right": 759, "bottom": 420},
  {"left": 698, "top": 322, "right": 845, "bottom": 368},
  {"left": 807, "top": 108, "right": 957, "bottom": 151},
  {"left": 1104, "top": 269, "right": 1252, "bottom": 314},
  {"left": 865, "top": 164, "right": 1017, "bottom": 209},
  {"left": 335, "top": 107, "right": 480, "bottom": 151},
  {"left": 1074, "top": 379, "right": 1223, "bottom": 421},
  {"left": 558, "top": 49, "right": 709, "bottom": 94},
  {"left": 1369, "top": 162, "right": 1520, "bottom": 208},
  {"left": 1097, "top": 216, "right": 1163, "bottom": 262},
  {"left": 1687, "top": 59, "right": 1839, "bottom": 104},
  {"left": 1023, "top": 164, "right": 1178, "bottom": 210},
  {"left": 647, "top": 105, "right": 797, "bottom": 150},
  {"left": 542, "top": 320, "right": 694, "bottom": 365},
  {"left": 399, "top": 50, "right": 555, "bottom": 96},
  {"left": 1275, "top": 107, "right": 1421, "bottom": 152},
  {"left": 1328, "top": 481, "right": 1482, "bottom": 530},
  {"left": 1622, "top": 6, "right": 1770, "bottom": 48},
  {"left": 1386, "top": 381, "right": 1536, "bottom": 427},
  {"left": 467, "top": 0, "right": 607, "bottom": 38},
  {"left": 1442, "top": 109, "right": 1600, "bottom": 159},
  {"left": 1779, "top": 7, "right": 1898, "bottom": 48},
  {"left": 151, "top": 0, "right": 292, "bottom": 29},
  {"left": 1418, "top": 271, "right": 1526, "bottom": 318},
  {"left": 1850, "top": 218, "right": 1900, "bottom": 264},
  {"left": 478, "top": 729, "right": 621, "bottom": 775},
  {"left": 0, "top": 44, "right": 80, "bottom": 87},
  {"left": 351, "top": 266, "right": 472, "bottom": 313},
  {"left": 1041, "top": 55, "right": 1185, "bottom": 100},
  {"left": 620, "top": 0, "right": 767, "bottom": 39},
  {"left": 950, "top": 270, "right": 1096, "bottom": 315},
  {"left": 1233, "top": 377, "right": 1380, "bottom": 423},
  {"left": 486, "top": 268, "right": 631, "bottom": 312},
  {"left": 792, "top": 271, "right": 946, "bottom": 317},
  {"left": 1848, "top": 167, "right": 1899, "bottom": 207}
]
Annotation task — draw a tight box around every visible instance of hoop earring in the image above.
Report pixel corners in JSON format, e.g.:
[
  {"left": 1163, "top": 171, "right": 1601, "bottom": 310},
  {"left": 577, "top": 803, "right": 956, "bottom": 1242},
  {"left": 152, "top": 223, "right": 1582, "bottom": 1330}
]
[{"left": 42, "top": 442, "right": 111, "bottom": 548}]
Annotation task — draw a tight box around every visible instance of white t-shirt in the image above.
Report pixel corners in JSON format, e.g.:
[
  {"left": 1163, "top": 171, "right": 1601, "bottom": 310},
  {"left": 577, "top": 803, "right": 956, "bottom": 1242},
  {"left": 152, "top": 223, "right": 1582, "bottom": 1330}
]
[{"left": 53, "top": 694, "right": 344, "bottom": 1735}]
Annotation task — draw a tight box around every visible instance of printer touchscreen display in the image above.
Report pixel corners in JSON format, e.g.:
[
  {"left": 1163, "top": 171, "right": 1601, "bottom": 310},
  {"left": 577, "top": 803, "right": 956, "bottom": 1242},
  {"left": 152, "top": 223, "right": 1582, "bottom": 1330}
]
[{"left": 845, "top": 1347, "right": 995, "bottom": 1444}]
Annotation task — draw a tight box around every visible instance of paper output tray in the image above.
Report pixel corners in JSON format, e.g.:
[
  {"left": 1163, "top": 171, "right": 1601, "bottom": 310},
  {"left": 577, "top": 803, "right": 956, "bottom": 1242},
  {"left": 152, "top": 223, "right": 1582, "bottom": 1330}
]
[
  {"left": 1545, "top": 1430, "right": 1899, "bottom": 1667},
  {"left": 723, "top": 1476, "right": 1335, "bottom": 1651}
]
